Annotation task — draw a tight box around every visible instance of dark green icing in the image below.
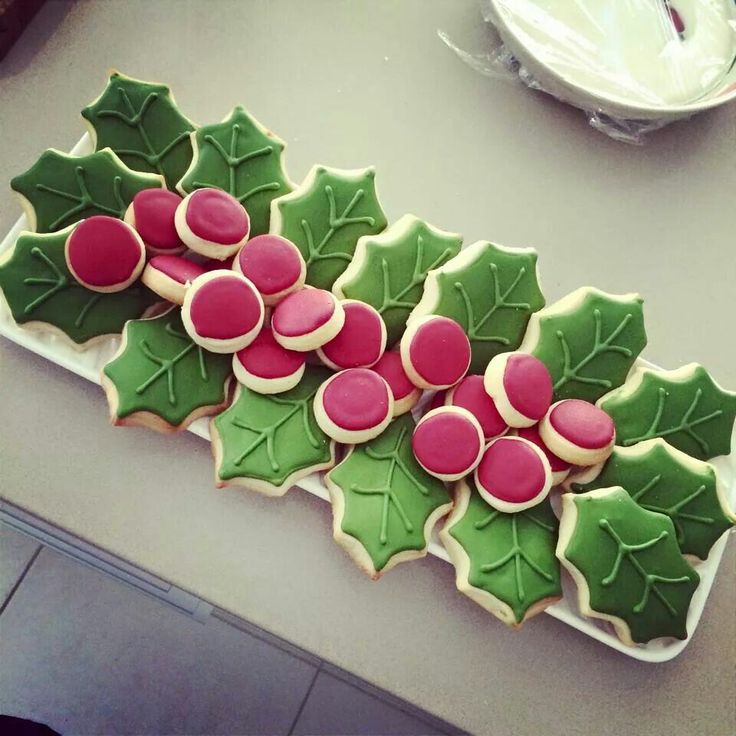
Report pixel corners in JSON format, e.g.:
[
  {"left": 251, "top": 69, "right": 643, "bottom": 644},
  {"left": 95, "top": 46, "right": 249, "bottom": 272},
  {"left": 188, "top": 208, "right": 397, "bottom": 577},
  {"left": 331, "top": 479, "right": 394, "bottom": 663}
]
[
  {"left": 10, "top": 148, "right": 163, "bottom": 234},
  {"left": 213, "top": 365, "right": 333, "bottom": 487},
  {"left": 564, "top": 488, "right": 699, "bottom": 644},
  {"left": 82, "top": 72, "right": 194, "bottom": 189},
  {"left": 273, "top": 166, "right": 388, "bottom": 290},
  {"left": 0, "top": 227, "right": 155, "bottom": 345},
  {"left": 103, "top": 309, "right": 232, "bottom": 426},
  {"left": 572, "top": 441, "right": 734, "bottom": 560},
  {"left": 328, "top": 413, "right": 450, "bottom": 572},
  {"left": 336, "top": 216, "right": 461, "bottom": 346},
  {"left": 448, "top": 479, "right": 560, "bottom": 623},
  {"left": 599, "top": 364, "right": 736, "bottom": 461},
  {"left": 528, "top": 289, "right": 646, "bottom": 403},
  {"left": 178, "top": 106, "right": 291, "bottom": 236}
]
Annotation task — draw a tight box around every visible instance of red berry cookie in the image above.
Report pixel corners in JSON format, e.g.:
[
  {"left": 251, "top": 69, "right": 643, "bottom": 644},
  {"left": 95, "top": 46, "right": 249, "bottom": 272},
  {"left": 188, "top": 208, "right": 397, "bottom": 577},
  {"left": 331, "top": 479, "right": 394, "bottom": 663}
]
[
  {"left": 124, "top": 189, "right": 186, "bottom": 255},
  {"left": 447, "top": 375, "right": 508, "bottom": 441},
  {"left": 370, "top": 350, "right": 422, "bottom": 417},
  {"left": 317, "top": 300, "right": 387, "bottom": 371},
  {"left": 141, "top": 255, "right": 206, "bottom": 305},
  {"left": 232, "top": 327, "right": 306, "bottom": 394},
  {"left": 271, "top": 287, "right": 345, "bottom": 351}
]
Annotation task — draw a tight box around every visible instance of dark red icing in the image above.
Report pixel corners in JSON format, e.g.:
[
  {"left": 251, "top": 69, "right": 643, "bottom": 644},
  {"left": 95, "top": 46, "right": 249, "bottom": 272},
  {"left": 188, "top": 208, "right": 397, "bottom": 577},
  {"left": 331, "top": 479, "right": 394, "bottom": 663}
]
[
  {"left": 548, "top": 400, "right": 615, "bottom": 450},
  {"left": 322, "top": 369, "right": 390, "bottom": 431},
  {"left": 271, "top": 288, "right": 335, "bottom": 338},
  {"left": 234, "top": 327, "right": 304, "bottom": 379},
  {"left": 450, "top": 375, "right": 507, "bottom": 439},
  {"left": 202, "top": 255, "right": 235, "bottom": 271},
  {"left": 66, "top": 216, "right": 143, "bottom": 286},
  {"left": 412, "top": 410, "right": 482, "bottom": 475},
  {"left": 237, "top": 235, "right": 303, "bottom": 296},
  {"left": 516, "top": 425, "right": 570, "bottom": 473},
  {"left": 148, "top": 255, "right": 206, "bottom": 285},
  {"left": 476, "top": 438, "right": 547, "bottom": 503},
  {"left": 320, "top": 302, "right": 383, "bottom": 369},
  {"left": 371, "top": 351, "right": 416, "bottom": 401},
  {"left": 502, "top": 353, "right": 553, "bottom": 420},
  {"left": 188, "top": 275, "right": 262, "bottom": 340},
  {"left": 426, "top": 390, "right": 447, "bottom": 412},
  {"left": 408, "top": 317, "right": 470, "bottom": 386},
  {"left": 185, "top": 188, "right": 250, "bottom": 245},
  {"left": 132, "top": 189, "right": 183, "bottom": 250}
]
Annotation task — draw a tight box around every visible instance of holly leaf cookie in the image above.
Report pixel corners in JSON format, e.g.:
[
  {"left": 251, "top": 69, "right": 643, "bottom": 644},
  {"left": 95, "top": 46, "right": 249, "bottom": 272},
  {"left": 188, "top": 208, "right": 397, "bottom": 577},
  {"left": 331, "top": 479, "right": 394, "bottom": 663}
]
[
  {"left": 557, "top": 487, "right": 700, "bottom": 645},
  {"left": 0, "top": 226, "right": 156, "bottom": 348},
  {"left": 326, "top": 413, "right": 452, "bottom": 579},
  {"left": 409, "top": 240, "right": 545, "bottom": 374},
  {"left": 598, "top": 364, "right": 736, "bottom": 462},
  {"left": 82, "top": 71, "right": 195, "bottom": 190},
  {"left": 571, "top": 440, "right": 735, "bottom": 560},
  {"left": 177, "top": 106, "right": 292, "bottom": 236},
  {"left": 519, "top": 287, "right": 647, "bottom": 403},
  {"left": 440, "top": 478, "right": 561, "bottom": 626},
  {"left": 211, "top": 365, "right": 335, "bottom": 496},
  {"left": 10, "top": 148, "right": 163, "bottom": 234},
  {"left": 270, "top": 165, "right": 388, "bottom": 290},
  {"left": 332, "top": 214, "right": 462, "bottom": 346},
  {"left": 102, "top": 309, "right": 233, "bottom": 432}
]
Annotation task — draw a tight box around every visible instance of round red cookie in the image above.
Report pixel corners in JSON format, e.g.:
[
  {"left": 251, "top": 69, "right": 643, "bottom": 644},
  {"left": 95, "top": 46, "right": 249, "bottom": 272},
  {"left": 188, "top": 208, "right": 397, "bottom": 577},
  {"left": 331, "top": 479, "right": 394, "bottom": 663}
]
[
  {"left": 65, "top": 216, "right": 145, "bottom": 293},
  {"left": 317, "top": 300, "right": 387, "bottom": 371},
  {"left": 399, "top": 315, "right": 471, "bottom": 390},
  {"left": 141, "top": 255, "right": 206, "bottom": 305},
  {"left": 484, "top": 352, "right": 553, "bottom": 428},
  {"left": 175, "top": 188, "right": 250, "bottom": 260},
  {"left": 370, "top": 350, "right": 422, "bottom": 417},
  {"left": 447, "top": 375, "right": 508, "bottom": 441},
  {"left": 233, "top": 234, "right": 306, "bottom": 305},
  {"left": 232, "top": 327, "right": 305, "bottom": 394},
  {"left": 474, "top": 436, "right": 553, "bottom": 513},
  {"left": 182, "top": 270, "right": 264, "bottom": 353},
  {"left": 412, "top": 407, "right": 484, "bottom": 482},
  {"left": 425, "top": 390, "right": 448, "bottom": 414},
  {"left": 124, "top": 189, "right": 185, "bottom": 255},
  {"left": 515, "top": 424, "right": 571, "bottom": 486},
  {"left": 539, "top": 399, "right": 616, "bottom": 466},
  {"left": 314, "top": 368, "right": 393, "bottom": 443},
  {"left": 271, "top": 288, "right": 345, "bottom": 352}
]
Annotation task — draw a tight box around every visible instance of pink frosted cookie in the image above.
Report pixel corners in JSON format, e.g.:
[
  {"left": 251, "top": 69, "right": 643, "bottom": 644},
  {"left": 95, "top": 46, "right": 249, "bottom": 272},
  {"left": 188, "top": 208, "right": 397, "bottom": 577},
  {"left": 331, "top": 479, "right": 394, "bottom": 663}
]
[
  {"left": 317, "top": 300, "right": 387, "bottom": 371},
  {"left": 411, "top": 406, "right": 484, "bottom": 482},
  {"left": 539, "top": 399, "right": 615, "bottom": 466},
  {"left": 400, "top": 315, "right": 470, "bottom": 390},
  {"left": 233, "top": 234, "right": 306, "bottom": 305},
  {"left": 370, "top": 350, "right": 422, "bottom": 417},
  {"left": 271, "top": 288, "right": 345, "bottom": 352},
  {"left": 515, "top": 424, "right": 571, "bottom": 486},
  {"left": 175, "top": 188, "right": 250, "bottom": 260},
  {"left": 124, "top": 189, "right": 185, "bottom": 255},
  {"left": 65, "top": 216, "right": 145, "bottom": 293},
  {"left": 425, "top": 390, "right": 447, "bottom": 414},
  {"left": 447, "top": 375, "right": 508, "bottom": 441},
  {"left": 141, "top": 255, "right": 206, "bottom": 305},
  {"left": 314, "top": 368, "right": 393, "bottom": 443},
  {"left": 232, "top": 327, "right": 306, "bottom": 394},
  {"left": 474, "top": 436, "right": 552, "bottom": 513},
  {"left": 182, "top": 270, "right": 264, "bottom": 353}
]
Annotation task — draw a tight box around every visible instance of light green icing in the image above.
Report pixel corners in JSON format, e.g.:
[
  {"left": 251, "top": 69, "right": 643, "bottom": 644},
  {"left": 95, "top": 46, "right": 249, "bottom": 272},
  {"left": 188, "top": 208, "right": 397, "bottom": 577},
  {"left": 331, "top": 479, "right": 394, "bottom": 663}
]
[
  {"left": 564, "top": 488, "right": 699, "bottom": 644},
  {"left": 0, "top": 227, "right": 155, "bottom": 345},
  {"left": 81, "top": 72, "right": 194, "bottom": 189},
  {"left": 213, "top": 365, "right": 332, "bottom": 487},
  {"left": 10, "top": 148, "right": 162, "bottom": 234},
  {"left": 272, "top": 166, "right": 388, "bottom": 290},
  {"left": 178, "top": 106, "right": 291, "bottom": 236},
  {"left": 448, "top": 479, "right": 560, "bottom": 623},
  {"left": 327, "top": 413, "right": 450, "bottom": 572},
  {"left": 102, "top": 310, "right": 231, "bottom": 426}
]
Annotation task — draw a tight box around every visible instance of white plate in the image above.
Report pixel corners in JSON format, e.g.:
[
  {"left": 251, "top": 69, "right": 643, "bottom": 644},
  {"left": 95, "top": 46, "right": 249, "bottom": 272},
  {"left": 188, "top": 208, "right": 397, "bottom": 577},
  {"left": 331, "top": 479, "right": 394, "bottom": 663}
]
[{"left": 1, "top": 134, "right": 734, "bottom": 662}]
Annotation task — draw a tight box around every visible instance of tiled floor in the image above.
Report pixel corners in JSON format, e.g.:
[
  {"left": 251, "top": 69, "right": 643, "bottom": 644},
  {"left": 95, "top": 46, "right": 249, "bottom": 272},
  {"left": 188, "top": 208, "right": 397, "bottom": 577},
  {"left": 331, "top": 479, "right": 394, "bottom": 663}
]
[{"left": 0, "top": 524, "right": 460, "bottom": 736}]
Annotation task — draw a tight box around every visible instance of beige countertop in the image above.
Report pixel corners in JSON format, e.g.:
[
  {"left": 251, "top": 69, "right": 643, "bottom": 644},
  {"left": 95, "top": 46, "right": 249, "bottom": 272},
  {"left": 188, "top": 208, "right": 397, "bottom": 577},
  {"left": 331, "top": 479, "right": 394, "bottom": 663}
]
[{"left": 1, "top": 2, "right": 735, "bottom": 734}]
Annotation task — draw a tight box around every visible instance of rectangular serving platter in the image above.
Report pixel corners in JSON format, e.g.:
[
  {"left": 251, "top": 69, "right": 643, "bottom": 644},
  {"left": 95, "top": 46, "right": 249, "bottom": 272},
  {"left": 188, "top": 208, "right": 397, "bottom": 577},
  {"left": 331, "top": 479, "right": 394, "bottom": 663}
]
[{"left": 1, "top": 134, "right": 734, "bottom": 662}]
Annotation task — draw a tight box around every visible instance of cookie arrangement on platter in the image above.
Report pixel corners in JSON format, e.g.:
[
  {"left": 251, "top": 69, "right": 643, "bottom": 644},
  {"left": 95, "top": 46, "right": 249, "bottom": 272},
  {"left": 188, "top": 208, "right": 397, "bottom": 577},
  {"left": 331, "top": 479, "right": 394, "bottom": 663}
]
[{"left": 2, "top": 71, "right": 735, "bottom": 648}]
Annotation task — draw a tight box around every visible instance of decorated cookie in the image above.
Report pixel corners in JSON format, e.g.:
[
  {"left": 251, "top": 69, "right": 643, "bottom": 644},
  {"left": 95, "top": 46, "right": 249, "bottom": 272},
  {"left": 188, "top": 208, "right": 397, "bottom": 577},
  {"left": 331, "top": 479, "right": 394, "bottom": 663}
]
[
  {"left": 211, "top": 365, "right": 335, "bottom": 495},
  {"left": 101, "top": 309, "right": 232, "bottom": 432},
  {"left": 447, "top": 374, "right": 508, "bottom": 441},
  {"left": 411, "top": 406, "right": 484, "bottom": 482},
  {"left": 177, "top": 106, "right": 292, "bottom": 236},
  {"left": 370, "top": 351, "right": 422, "bottom": 417},
  {"left": 515, "top": 424, "right": 571, "bottom": 486},
  {"left": 182, "top": 270, "right": 264, "bottom": 353},
  {"left": 64, "top": 216, "right": 145, "bottom": 293},
  {"left": 408, "top": 240, "right": 545, "bottom": 373},
  {"left": 399, "top": 315, "right": 470, "bottom": 390},
  {"left": 332, "top": 214, "right": 462, "bottom": 345},
  {"left": 232, "top": 327, "right": 306, "bottom": 394},
  {"left": 316, "top": 300, "right": 387, "bottom": 370},
  {"left": 81, "top": 71, "right": 194, "bottom": 190},
  {"left": 314, "top": 368, "right": 394, "bottom": 443},
  {"left": 124, "top": 188, "right": 185, "bottom": 255},
  {"left": 440, "top": 478, "right": 561, "bottom": 627},
  {"left": 425, "top": 390, "right": 448, "bottom": 414},
  {"left": 557, "top": 487, "right": 700, "bottom": 645},
  {"left": 270, "top": 165, "right": 388, "bottom": 290},
  {"left": 141, "top": 255, "right": 206, "bottom": 305},
  {"left": 540, "top": 399, "right": 615, "bottom": 466},
  {"left": 271, "top": 287, "right": 345, "bottom": 351},
  {"left": 518, "top": 287, "right": 647, "bottom": 403},
  {"left": 326, "top": 413, "right": 452, "bottom": 579},
  {"left": 233, "top": 234, "right": 305, "bottom": 305},
  {"left": 11, "top": 148, "right": 163, "bottom": 234},
  {"left": 483, "top": 351, "right": 552, "bottom": 428},
  {"left": 597, "top": 363, "right": 736, "bottom": 461}
]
